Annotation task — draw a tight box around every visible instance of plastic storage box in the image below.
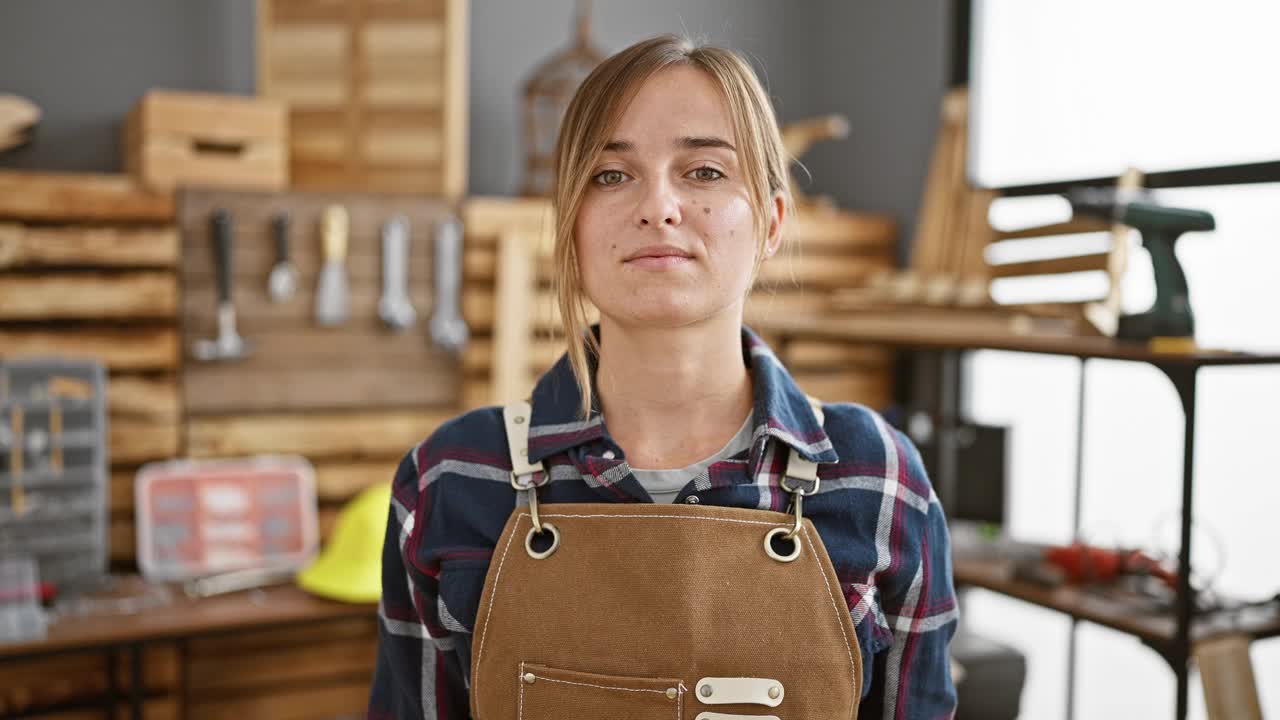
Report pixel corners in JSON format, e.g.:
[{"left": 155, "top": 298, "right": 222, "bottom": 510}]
[{"left": 0, "top": 358, "right": 109, "bottom": 595}]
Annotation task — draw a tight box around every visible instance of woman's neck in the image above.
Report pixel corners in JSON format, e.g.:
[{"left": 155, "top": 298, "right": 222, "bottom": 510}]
[{"left": 594, "top": 312, "right": 754, "bottom": 470}]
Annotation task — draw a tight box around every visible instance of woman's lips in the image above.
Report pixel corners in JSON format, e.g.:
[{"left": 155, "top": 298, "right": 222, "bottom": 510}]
[{"left": 624, "top": 255, "right": 693, "bottom": 270}]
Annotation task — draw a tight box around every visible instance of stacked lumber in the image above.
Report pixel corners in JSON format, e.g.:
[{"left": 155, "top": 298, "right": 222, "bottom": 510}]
[
  {"left": 459, "top": 196, "right": 560, "bottom": 407},
  {"left": 762, "top": 202, "right": 897, "bottom": 409},
  {"left": 460, "top": 196, "right": 898, "bottom": 410},
  {"left": 0, "top": 170, "right": 180, "bottom": 568},
  {"left": 831, "top": 88, "right": 1141, "bottom": 339}
]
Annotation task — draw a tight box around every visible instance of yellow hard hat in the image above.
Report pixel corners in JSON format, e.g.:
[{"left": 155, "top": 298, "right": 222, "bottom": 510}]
[{"left": 296, "top": 482, "right": 391, "bottom": 604}]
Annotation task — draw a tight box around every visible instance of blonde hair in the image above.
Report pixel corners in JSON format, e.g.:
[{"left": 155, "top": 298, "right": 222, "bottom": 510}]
[{"left": 551, "top": 34, "right": 792, "bottom": 419}]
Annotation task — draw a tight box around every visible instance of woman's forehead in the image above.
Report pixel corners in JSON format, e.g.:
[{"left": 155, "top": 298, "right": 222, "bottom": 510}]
[{"left": 607, "top": 66, "right": 736, "bottom": 149}]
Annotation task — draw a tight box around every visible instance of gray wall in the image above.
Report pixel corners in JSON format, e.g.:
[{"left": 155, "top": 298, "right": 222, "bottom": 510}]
[
  {"left": 0, "top": 0, "right": 949, "bottom": 243},
  {"left": 0, "top": 0, "right": 255, "bottom": 173}
]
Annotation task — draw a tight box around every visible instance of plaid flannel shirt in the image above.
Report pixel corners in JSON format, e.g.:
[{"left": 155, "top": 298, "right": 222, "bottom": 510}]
[{"left": 369, "top": 326, "right": 958, "bottom": 719}]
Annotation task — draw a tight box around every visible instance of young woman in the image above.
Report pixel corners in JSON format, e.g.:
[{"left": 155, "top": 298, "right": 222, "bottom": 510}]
[{"left": 369, "top": 35, "right": 957, "bottom": 719}]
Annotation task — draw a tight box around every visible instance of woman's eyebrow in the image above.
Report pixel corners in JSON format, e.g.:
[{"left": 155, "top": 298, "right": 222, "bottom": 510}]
[
  {"left": 600, "top": 137, "right": 737, "bottom": 153},
  {"left": 678, "top": 136, "right": 736, "bottom": 151}
]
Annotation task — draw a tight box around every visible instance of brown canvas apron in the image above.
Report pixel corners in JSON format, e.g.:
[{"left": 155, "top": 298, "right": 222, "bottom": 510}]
[{"left": 470, "top": 401, "right": 863, "bottom": 720}]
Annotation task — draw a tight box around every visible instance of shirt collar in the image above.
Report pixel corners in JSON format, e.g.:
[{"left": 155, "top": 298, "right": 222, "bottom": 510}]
[{"left": 526, "top": 325, "right": 839, "bottom": 467}]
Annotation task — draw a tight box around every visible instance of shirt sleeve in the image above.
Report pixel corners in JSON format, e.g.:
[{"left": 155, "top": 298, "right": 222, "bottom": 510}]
[
  {"left": 367, "top": 450, "right": 471, "bottom": 719},
  {"left": 861, "top": 428, "right": 960, "bottom": 720}
]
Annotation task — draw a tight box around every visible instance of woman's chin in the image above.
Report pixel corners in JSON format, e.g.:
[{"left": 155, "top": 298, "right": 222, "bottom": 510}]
[{"left": 601, "top": 298, "right": 738, "bottom": 330}]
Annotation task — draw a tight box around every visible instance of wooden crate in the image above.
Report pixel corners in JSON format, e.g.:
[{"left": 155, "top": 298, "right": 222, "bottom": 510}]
[
  {"left": 257, "top": 0, "right": 469, "bottom": 197},
  {"left": 0, "top": 171, "right": 182, "bottom": 568},
  {"left": 125, "top": 91, "right": 288, "bottom": 192}
]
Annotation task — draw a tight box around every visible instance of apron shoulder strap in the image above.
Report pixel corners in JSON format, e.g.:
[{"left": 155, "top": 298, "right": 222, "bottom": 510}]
[
  {"left": 784, "top": 395, "right": 825, "bottom": 494},
  {"left": 502, "top": 400, "right": 547, "bottom": 488}
]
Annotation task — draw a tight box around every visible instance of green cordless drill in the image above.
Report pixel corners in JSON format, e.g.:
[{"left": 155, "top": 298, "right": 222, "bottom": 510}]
[{"left": 1067, "top": 188, "right": 1216, "bottom": 342}]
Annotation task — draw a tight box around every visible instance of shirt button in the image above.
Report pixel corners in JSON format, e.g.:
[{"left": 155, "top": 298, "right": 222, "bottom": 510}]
[
  {"left": 602, "top": 450, "right": 616, "bottom": 460},
  {"left": 685, "top": 495, "right": 700, "bottom": 504}
]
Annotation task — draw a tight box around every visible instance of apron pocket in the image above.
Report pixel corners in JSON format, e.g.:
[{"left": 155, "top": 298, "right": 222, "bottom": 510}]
[{"left": 517, "top": 662, "right": 686, "bottom": 719}]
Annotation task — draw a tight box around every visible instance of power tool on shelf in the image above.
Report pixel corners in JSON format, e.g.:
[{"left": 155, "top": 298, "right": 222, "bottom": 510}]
[{"left": 1067, "top": 187, "right": 1216, "bottom": 347}]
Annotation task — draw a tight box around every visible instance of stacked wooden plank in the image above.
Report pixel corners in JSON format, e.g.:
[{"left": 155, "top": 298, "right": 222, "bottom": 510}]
[
  {"left": 762, "top": 203, "right": 897, "bottom": 409},
  {"left": 257, "top": 0, "right": 469, "bottom": 198},
  {"left": 458, "top": 196, "right": 558, "bottom": 407},
  {"left": 459, "top": 196, "right": 898, "bottom": 410},
  {"left": 0, "top": 171, "right": 181, "bottom": 568},
  {"left": 831, "top": 88, "right": 1140, "bottom": 339}
]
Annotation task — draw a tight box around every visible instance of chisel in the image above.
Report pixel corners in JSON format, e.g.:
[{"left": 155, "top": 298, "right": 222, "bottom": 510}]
[{"left": 315, "top": 205, "right": 350, "bottom": 326}]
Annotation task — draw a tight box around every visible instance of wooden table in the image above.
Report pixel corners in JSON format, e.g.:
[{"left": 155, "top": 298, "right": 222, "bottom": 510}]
[{"left": 0, "top": 581, "right": 375, "bottom": 719}]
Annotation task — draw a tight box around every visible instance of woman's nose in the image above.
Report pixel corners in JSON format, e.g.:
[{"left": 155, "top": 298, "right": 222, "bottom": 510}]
[{"left": 635, "top": 178, "right": 682, "bottom": 228}]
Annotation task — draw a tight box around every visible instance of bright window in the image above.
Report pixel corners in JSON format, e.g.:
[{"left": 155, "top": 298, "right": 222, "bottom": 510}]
[{"left": 964, "top": 2, "right": 1280, "bottom": 717}]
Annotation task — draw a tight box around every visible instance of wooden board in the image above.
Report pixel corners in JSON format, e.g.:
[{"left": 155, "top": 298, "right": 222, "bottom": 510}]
[
  {"left": 188, "top": 678, "right": 372, "bottom": 720},
  {"left": 186, "top": 408, "right": 453, "bottom": 459},
  {"left": 0, "top": 271, "right": 177, "bottom": 320},
  {"left": 792, "top": 368, "right": 894, "bottom": 410},
  {"left": 107, "top": 373, "right": 181, "bottom": 421},
  {"left": 0, "top": 171, "right": 174, "bottom": 223},
  {"left": 258, "top": 0, "right": 468, "bottom": 197},
  {"left": 110, "top": 417, "right": 181, "bottom": 465},
  {"left": 0, "top": 327, "right": 179, "bottom": 371},
  {"left": 0, "top": 224, "right": 178, "bottom": 269},
  {"left": 187, "top": 635, "right": 376, "bottom": 692},
  {"left": 179, "top": 188, "right": 461, "bottom": 414}
]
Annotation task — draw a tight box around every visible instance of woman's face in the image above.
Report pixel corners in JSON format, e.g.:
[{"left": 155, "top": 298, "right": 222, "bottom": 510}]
[{"left": 574, "top": 65, "right": 782, "bottom": 330}]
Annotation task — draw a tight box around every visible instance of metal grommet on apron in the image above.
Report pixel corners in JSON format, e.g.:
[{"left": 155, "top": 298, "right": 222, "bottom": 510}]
[{"left": 474, "top": 398, "right": 861, "bottom": 719}]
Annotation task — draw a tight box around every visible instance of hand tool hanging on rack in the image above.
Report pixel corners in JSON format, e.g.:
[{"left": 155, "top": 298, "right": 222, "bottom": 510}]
[
  {"left": 1067, "top": 188, "right": 1215, "bottom": 346},
  {"left": 429, "top": 215, "right": 468, "bottom": 353},
  {"left": 192, "top": 209, "right": 255, "bottom": 361},
  {"left": 267, "top": 211, "right": 297, "bottom": 303},
  {"left": 315, "top": 205, "right": 350, "bottom": 326},
  {"left": 378, "top": 215, "right": 417, "bottom": 331}
]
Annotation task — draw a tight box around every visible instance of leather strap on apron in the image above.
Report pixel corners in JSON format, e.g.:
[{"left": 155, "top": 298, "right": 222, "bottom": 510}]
[{"left": 471, "top": 399, "right": 862, "bottom": 719}]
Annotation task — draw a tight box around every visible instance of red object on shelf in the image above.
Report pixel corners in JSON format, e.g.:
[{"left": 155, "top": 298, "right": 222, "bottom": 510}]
[{"left": 1044, "top": 543, "right": 1178, "bottom": 589}]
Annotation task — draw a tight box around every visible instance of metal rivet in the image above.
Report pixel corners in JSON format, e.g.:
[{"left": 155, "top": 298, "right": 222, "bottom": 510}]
[
  {"left": 514, "top": 416, "right": 525, "bottom": 424},
  {"left": 602, "top": 450, "right": 615, "bottom": 459},
  {"left": 699, "top": 684, "right": 713, "bottom": 698},
  {"left": 686, "top": 495, "right": 700, "bottom": 504},
  {"left": 769, "top": 686, "right": 781, "bottom": 699},
  {"left": 522, "top": 673, "right": 535, "bottom": 684},
  {"left": 665, "top": 687, "right": 678, "bottom": 700}
]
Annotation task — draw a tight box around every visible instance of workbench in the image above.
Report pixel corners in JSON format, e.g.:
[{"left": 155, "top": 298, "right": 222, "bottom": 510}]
[
  {"left": 758, "top": 315, "right": 1280, "bottom": 720},
  {"left": 0, "top": 582, "right": 376, "bottom": 719}
]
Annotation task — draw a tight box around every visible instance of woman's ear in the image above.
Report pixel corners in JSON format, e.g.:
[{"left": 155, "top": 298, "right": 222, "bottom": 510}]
[{"left": 763, "top": 191, "right": 786, "bottom": 258}]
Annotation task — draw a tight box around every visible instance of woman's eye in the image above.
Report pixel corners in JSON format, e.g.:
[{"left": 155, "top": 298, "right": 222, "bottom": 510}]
[
  {"left": 690, "top": 166, "right": 725, "bottom": 182},
  {"left": 594, "top": 170, "right": 627, "bottom": 186}
]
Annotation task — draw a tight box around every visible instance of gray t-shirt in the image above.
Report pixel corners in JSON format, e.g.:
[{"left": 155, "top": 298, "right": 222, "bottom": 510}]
[{"left": 630, "top": 412, "right": 754, "bottom": 503}]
